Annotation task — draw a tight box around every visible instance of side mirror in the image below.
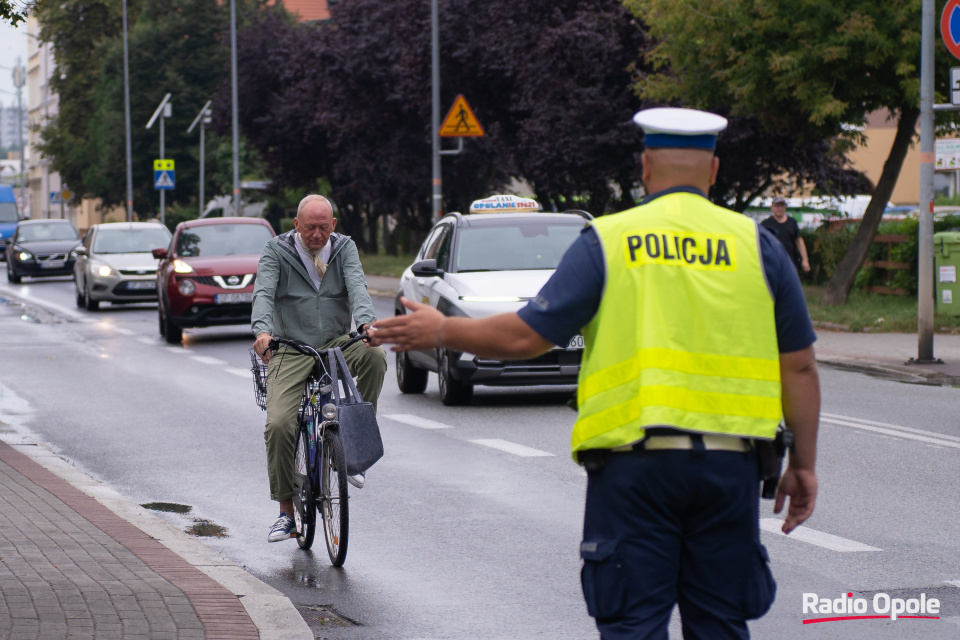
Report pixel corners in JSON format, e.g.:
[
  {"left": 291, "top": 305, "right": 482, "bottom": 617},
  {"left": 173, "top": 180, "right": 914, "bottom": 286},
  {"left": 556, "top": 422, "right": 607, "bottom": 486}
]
[
  {"left": 411, "top": 258, "right": 443, "bottom": 278},
  {"left": 73, "top": 246, "right": 88, "bottom": 257},
  {"left": 152, "top": 247, "right": 168, "bottom": 260}
]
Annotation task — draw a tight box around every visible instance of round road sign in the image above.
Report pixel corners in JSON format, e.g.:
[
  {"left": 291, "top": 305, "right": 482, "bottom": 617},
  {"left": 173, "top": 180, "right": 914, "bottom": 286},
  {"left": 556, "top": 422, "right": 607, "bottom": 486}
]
[{"left": 942, "top": 0, "right": 960, "bottom": 61}]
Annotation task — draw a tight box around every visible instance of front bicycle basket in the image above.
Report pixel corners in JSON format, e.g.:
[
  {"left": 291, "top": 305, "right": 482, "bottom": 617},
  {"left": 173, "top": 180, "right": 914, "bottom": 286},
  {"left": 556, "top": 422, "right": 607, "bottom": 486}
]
[{"left": 249, "top": 349, "right": 269, "bottom": 411}]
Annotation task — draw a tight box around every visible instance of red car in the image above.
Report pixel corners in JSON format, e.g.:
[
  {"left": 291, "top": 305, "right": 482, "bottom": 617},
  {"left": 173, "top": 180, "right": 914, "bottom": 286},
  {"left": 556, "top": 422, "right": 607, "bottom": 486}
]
[{"left": 153, "top": 217, "right": 275, "bottom": 344}]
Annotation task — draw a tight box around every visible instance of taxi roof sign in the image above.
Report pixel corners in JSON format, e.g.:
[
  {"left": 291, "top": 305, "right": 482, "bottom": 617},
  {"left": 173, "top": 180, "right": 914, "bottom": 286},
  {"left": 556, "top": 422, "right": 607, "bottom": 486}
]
[
  {"left": 439, "top": 95, "right": 485, "bottom": 138},
  {"left": 468, "top": 195, "right": 540, "bottom": 214}
]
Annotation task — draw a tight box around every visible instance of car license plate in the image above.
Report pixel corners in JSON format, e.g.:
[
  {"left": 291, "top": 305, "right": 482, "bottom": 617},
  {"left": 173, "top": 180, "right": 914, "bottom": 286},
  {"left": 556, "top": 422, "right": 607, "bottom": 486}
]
[
  {"left": 567, "top": 335, "right": 584, "bottom": 350},
  {"left": 126, "top": 281, "right": 156, "bottom": 290},
  {"left": 40, "top": 260, "right": 66, "bottom": 269},
  {"left": 215, "top": 292, "right": 253, "bottom": 304}
]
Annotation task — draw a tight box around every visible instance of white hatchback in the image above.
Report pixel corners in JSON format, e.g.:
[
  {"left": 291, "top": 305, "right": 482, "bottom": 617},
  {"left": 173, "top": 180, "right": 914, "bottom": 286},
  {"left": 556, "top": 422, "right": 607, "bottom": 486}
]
[{"left": 395, "top": 195, "right": 591, "bottom": 405}]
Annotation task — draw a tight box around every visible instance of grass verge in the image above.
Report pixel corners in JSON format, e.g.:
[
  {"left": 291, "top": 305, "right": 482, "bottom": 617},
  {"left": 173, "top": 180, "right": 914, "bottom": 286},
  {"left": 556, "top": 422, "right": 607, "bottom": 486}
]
[
  {"left": 804, "top": 285, "right": 960, "bottom": 333},
  {"left": 358, "top": 252, "right": 414, "bottom": 278}
]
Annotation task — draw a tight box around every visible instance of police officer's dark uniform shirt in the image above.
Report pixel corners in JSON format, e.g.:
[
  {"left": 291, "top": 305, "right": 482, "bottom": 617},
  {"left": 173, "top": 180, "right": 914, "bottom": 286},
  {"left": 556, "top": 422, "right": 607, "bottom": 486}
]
[
  {"left": 760, "top": 214, "right": 803, "bottom": 271},
  {"left": 519, "top": 187, "right": 816, "bottom": 354}
]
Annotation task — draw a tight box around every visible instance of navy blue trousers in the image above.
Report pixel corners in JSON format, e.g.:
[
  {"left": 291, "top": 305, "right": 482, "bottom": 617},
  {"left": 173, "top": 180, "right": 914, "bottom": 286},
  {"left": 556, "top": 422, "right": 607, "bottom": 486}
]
[{"left": 580, "top": 448, "right": 776, "bottom": 640}]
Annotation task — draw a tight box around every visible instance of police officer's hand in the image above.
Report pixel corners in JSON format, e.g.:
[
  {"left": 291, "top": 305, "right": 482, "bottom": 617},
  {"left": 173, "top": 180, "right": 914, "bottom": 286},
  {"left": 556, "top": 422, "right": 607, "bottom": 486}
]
[
  {"left": 774, "top": 466, "right": 817, "bottom": 534},
  {"left": 254, "top": 332, "right": 273, "bottom": 364},
  {"left": 370, "top": 297, "right": 444, "bottom": 351}
]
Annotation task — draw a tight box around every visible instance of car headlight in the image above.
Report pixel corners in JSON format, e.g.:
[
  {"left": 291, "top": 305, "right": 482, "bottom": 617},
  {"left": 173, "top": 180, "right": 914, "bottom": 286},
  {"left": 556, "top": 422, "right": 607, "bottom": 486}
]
[
  {"left": 17, "top": 251, "right": 33, "bottom": 261},
  {"left": 97, "top": 264, "right": 116, "bottom": 277},
  {"left": 173, "top": 259, "right": 194, "bottom": 274},
  {"left": 178, "top": 279, "right": 196, "bottom": 295},
  {"left": 69, "top": 249, "right": 78, "bottom": 259}
]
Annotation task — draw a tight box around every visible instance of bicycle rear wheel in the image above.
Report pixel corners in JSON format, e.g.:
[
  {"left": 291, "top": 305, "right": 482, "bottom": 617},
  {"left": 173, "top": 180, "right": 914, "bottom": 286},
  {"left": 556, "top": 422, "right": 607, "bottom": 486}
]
[
  {"left": 320, "top": 426, "right": 349, "bottom": 566},
  {"left": 293, "top": 426, "right": 316, "bottom": 550}
]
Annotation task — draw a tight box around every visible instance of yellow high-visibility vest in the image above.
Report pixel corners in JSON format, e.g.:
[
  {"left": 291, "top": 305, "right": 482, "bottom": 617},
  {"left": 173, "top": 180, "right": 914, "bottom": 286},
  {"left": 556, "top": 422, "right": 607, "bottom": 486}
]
[{"left": 571, "top": 192, "right": 782, "bottom": 457}]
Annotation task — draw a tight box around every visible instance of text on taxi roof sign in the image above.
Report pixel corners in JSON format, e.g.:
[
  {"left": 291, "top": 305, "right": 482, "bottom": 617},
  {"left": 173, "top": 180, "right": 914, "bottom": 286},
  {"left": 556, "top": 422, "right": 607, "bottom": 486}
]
[
  {"left": 469, "top": 195, "right": 540, "bottom": 213},
  {"left": 439, "top": 95, "right": 485, "bottom": 138}
]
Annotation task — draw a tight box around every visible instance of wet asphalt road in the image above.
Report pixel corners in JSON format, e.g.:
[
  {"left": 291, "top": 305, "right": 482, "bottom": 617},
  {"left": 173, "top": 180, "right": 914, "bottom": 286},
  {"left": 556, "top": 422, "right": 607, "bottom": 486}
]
[{"left": 2, "top": 274, "right": 960, "bottom": 639}]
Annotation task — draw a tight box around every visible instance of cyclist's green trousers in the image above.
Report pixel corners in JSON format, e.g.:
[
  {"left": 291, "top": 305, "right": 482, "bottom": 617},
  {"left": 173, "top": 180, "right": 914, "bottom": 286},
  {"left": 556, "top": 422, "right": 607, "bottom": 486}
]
[{"left": 264, "top": 334, "right": 387, "bottom": 502}]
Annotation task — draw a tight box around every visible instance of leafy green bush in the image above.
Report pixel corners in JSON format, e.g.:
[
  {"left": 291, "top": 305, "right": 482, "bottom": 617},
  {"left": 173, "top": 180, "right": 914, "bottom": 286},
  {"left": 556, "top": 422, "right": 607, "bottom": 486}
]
[{"left": 805, "top": 214, "right": 960, "bottom": 295}]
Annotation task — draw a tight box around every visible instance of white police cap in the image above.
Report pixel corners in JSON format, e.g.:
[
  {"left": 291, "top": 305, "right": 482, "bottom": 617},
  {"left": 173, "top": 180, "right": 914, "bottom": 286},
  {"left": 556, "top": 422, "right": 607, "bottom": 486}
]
[{"left": 633, "top": 107, "right": 728, "bottom": 150}]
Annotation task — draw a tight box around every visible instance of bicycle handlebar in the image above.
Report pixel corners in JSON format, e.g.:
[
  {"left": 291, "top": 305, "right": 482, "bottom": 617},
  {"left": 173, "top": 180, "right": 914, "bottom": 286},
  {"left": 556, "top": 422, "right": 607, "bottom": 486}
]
[{"left": 266, "top": 331, "right": 368, "bottom": 359}]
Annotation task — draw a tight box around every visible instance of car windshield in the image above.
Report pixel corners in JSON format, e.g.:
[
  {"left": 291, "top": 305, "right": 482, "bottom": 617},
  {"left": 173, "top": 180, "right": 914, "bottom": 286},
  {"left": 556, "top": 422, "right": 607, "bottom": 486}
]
[
  {"left": 454, "top": 221, "right": 585, "bottom": 272},
  {"left": 18, "top": 222, "right": 79, "bottom": 242},
  {"left": 0, "top": 203, "right": 17, "bottom": 223},
  {"left": 93, "top": 227, "right": 172, "bottom": 254},
  {"left": 177, "top": 223, "right": 272, "bottom": 257}
]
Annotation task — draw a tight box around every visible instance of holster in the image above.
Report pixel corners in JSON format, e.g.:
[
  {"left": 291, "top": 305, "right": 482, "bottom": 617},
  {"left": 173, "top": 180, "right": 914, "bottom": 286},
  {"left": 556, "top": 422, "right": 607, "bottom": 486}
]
[{"left": 757, "top": 423, "right": 794, "bottom": 500}]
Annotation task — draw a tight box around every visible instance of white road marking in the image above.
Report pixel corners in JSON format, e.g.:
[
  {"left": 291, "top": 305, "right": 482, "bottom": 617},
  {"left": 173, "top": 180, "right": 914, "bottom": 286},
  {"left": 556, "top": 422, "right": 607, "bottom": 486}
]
[
  {"left": 760, "top": 519, "right": 881, "bottom": 552},
  {"left": 821, "top": 412, "right": 960, "bottom": 450},
  {"left": 0, "top": 287, "right": 95, "bottom": 323},
  {"left": 137, "top": 337, "right": 156, "bottom": 345},
  {"left": 110, "top": 327, "right": 136, "bottom": 336},
  {"left": 384, "top": 414, "right": 454, "bottom": 430},
  {"left": 225, "top": 367, "right": 250, "bottom": 378},
  {"left": 164, "top": 347, "right": 190, "bottom": 354},
  {"left": 470, "top": 439, "right": 554, "bottom": 457},
  {"left": 190, "top": 356, "right": 228, "bottom": 366}
]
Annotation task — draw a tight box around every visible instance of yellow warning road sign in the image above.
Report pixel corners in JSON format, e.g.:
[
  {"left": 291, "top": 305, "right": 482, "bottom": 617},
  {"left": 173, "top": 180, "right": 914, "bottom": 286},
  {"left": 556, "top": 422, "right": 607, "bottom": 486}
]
[
  {"left": 153, "top": 159, "right": 175, "bottom": 171},
  {"left": 439, "top": 95, "right": 485, "bottom": 138}
]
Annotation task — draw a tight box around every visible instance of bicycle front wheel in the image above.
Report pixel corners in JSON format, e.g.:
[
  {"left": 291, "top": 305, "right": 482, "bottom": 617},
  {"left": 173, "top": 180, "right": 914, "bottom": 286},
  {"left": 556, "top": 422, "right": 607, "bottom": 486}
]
[
  {"left": 320, "top": 426, "right": 349, "bottom": 566},
  {"left": 293, "top": 427, "right": 316, "bottom": 550}
]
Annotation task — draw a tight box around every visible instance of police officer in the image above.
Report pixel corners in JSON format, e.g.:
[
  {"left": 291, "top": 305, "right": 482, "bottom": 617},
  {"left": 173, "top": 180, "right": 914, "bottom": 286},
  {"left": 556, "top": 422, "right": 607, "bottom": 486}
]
[{"left": 370, "top": 107, "right": 820, "bottom": 639}]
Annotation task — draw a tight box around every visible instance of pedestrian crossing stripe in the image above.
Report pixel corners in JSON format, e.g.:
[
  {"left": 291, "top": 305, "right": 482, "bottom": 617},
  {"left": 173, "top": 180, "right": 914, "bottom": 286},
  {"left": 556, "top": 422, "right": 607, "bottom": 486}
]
[{"left": 439, "top": 95, "right": 485, "bottom": 138}]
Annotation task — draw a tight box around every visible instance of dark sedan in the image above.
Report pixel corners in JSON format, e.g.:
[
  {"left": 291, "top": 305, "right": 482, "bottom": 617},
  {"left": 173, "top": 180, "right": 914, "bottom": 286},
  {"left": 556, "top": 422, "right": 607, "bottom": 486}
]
[{"left": 6, "top": 219, "right": 81, "bottom": 284}]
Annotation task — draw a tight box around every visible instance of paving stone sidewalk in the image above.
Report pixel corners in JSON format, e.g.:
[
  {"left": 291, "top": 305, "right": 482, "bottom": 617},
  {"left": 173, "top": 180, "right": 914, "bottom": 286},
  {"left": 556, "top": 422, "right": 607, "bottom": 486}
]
[{"left": 0, "top": 440, "right": 258, "bottom": 640}]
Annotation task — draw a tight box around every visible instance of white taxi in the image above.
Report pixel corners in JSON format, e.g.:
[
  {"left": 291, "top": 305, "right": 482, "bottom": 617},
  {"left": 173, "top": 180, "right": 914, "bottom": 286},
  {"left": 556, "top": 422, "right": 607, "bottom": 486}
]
[{"left": 395, "top": 195, "right": 591, "bottom": 405}]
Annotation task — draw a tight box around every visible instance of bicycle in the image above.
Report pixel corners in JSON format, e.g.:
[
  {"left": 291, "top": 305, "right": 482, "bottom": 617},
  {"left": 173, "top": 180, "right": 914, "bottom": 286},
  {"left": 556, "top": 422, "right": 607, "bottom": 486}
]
[{"left": 251, "top": 332, "right": 373, "bottom": 566}]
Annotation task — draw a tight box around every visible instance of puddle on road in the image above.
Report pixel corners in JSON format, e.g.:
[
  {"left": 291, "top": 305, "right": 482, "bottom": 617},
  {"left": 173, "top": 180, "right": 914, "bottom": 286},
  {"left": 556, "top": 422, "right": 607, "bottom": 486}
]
[
  {"left": 141, "top": 501, "right": 193, "bottom": 514},
  {"left": 140, "top": 502, "right": 227, "bottom": 537},
  {"left": 185, "top": 518, "right": 228, "bottom": 537},
  {"left": 296, "top": 604, "right": 358, "bottom": 629}
]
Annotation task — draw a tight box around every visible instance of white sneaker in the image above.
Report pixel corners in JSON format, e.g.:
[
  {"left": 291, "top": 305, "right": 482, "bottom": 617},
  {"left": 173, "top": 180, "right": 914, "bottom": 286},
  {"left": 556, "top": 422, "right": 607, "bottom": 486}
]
[
  {"left": 347, "top": 473, "right": 365, "bottom": 489},
  {"left": 267, "top": 513, "right": 295, "bottom": 542}
]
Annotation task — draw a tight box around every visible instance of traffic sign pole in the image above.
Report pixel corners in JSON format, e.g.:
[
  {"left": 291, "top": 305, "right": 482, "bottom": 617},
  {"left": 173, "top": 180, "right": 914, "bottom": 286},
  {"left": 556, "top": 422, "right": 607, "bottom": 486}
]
[
  {"left": 917, "top": 0, "right": 936, "bottom": 363},
  {"left": 431, "top": 0, "right": 441, "bottom": 223}
]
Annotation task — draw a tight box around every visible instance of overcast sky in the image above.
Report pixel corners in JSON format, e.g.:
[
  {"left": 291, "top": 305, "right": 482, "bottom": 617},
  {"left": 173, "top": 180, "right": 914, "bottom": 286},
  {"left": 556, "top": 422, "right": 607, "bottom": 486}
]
[{"left": 0, "top": 20, "right": 29, "bottom": 109}]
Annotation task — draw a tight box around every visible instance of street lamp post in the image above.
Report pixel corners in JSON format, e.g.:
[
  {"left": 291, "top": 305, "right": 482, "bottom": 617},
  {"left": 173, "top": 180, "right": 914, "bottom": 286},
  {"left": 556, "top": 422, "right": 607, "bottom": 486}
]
[
  {"left": 122, "top": 0, "right": 134, "bottom": 221},
  {"left": 187, "top": 101, "right": 212, "bottom": 217},
  {"left": 12, "top": 58, "right": 26, "bottom": 213},
  {"left": 230, "top": 0, "right": 241, "bottom": 216},
  {"left": 146, "top": 93, "right": 172, "bottom": 225}
]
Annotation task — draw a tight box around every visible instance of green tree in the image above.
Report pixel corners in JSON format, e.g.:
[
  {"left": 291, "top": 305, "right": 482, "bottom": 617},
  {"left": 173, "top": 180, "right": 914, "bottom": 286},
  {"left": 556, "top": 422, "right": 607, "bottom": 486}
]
[
  {"left": 36, "top": 0, "right": 240, "bottom": 218},
  {"left": 1, "top": 0, "right": 30, "bottom": 26},
  {"left": 627, "top": 0, "right": 955, "bottom": 305}
]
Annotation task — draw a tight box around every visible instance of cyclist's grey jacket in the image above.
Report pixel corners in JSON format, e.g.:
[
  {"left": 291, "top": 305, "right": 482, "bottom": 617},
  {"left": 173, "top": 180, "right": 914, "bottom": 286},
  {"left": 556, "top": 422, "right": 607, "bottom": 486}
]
[{"left": 251, "top": 230, "right": 376, "bottom": 346}]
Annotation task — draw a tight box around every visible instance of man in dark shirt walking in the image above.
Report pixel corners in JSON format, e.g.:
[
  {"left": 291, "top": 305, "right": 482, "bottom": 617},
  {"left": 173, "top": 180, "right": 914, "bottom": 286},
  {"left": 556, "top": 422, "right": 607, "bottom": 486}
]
[{"left": 761, "top": 196, "right": 810, "bottom": 274}]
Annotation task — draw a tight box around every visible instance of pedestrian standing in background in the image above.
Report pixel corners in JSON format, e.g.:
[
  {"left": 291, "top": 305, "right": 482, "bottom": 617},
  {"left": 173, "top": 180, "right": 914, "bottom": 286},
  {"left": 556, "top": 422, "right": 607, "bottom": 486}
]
[
  {"left": 761, "top": 196, "right": 810, "bottom": 275},
  {"left": 369, "top": 108, "right": 820, "bottom": 639}
]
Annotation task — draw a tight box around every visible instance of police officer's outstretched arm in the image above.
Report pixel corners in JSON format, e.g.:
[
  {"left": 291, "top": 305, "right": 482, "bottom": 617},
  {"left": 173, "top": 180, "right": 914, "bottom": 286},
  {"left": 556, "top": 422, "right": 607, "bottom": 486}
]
[
  {"left": 370, "top": 297, "right": 554, "bottom": 360},
  {"left": 775, "top": 345, "right": 819, "bottom": 534}
]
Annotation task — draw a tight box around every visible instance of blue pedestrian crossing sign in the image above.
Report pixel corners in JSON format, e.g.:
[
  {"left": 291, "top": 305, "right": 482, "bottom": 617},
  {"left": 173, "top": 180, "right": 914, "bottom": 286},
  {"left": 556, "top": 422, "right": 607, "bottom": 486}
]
[{"left": 153, "top": 159, "right": 175, "bottom": 191}]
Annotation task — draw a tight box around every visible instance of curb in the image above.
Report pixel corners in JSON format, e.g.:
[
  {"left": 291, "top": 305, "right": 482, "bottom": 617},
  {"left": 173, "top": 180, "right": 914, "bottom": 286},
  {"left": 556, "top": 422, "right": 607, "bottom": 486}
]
[
  {"left": 0, "top": 430, "right": 313, "bottom": 640},
  {"left": 815, "top": 355, "right": 960, "bottom": 386}
]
